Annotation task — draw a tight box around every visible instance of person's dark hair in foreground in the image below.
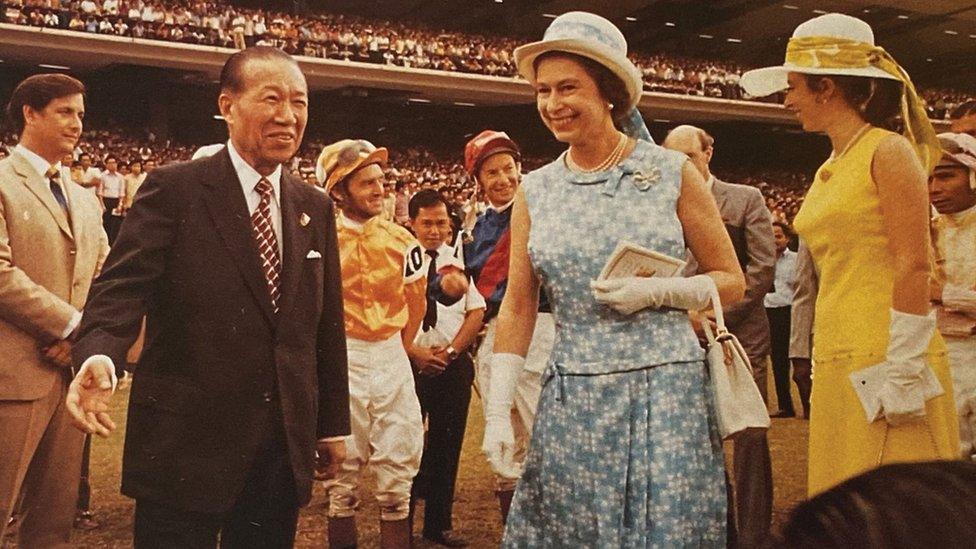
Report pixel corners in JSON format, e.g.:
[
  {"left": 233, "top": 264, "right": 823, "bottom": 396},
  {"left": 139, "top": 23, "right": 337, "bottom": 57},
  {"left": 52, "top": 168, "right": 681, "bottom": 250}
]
[{"left": 775, "top": 461, "right": 976, "bottom": 549}]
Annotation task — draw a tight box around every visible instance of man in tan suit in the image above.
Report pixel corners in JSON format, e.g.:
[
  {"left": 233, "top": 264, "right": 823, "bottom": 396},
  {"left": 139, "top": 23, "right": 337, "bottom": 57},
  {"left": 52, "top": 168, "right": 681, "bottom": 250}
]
[{"left": 0, "top": 74, "right": 109, "bottom": 546}]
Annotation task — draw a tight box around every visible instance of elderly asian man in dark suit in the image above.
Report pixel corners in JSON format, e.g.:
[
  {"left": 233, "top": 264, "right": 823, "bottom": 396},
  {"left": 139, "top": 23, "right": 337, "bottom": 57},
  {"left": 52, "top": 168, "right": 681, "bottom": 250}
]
[{"left": 65, "top": 47, "right": 350, "bottom": 548}]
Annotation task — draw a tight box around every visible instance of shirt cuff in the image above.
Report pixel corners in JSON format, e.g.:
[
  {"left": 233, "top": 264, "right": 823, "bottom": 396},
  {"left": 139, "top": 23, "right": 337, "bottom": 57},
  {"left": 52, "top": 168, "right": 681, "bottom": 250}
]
[
  {"left": 80, "top": 354, "right": 119, "bottom": 393},
  {"left": 318, "top": 436, "right": 346, "bottom": 443},
  {"left": 61, "top": 310, "right": 82, "bottom": 340},
  {"left": 944, "top": 284, "right": 976, "bottom": 315}
]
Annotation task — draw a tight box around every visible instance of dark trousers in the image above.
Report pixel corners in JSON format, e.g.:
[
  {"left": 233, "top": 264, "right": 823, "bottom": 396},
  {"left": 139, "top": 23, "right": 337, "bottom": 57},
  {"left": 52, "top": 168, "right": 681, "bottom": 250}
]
[
  {"left": 412, "top": 353, "right": 474, "bottom": 534},
  {"left": 133, "top": 418, "right": 298, "bottom": 549},
  {"left": 102, "top": 197, "right": 123, "bottom": 244},
  {"left": 731, "top": 427, "right": 773, "bottom": 548},
  {"left": 76, "top": 434, "right": 92, "bottom": 512},
  {"left": 766, "top": 306, "right": 794, "bottom": 415}
]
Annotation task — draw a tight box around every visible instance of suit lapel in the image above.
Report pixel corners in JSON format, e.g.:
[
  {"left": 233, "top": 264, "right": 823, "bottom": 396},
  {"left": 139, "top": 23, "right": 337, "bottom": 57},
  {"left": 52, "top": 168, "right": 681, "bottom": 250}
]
[
  {"left": 11, "top": 153, "right": 73, "bottom": 240},
  {"left": 711, "top": 178, "right": 731, "bottom": 221},
  {"left": 201, "top": 150, "right": 277, "bottom": 327},
  {"left": 278, "top": 175, "right": 311, "bottom": 318},
  {"left": 65, "top": 181, "right": 89, "bottom": 241}
]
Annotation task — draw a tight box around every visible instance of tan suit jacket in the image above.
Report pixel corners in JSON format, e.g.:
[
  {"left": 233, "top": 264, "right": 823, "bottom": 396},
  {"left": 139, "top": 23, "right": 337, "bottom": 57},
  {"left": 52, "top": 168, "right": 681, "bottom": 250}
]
[{"left": 0, "top": 150, "right": 109, "bottom": 400}]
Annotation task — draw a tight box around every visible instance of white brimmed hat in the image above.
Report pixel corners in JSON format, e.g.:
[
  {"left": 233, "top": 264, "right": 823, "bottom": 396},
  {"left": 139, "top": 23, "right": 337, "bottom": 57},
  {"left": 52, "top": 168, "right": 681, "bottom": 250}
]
[
  {"left": 740, "top": 13, "right": 899, "bottom": 98},
  {"left": 513, "top": 12, "right": 643, "bottom": 111}
]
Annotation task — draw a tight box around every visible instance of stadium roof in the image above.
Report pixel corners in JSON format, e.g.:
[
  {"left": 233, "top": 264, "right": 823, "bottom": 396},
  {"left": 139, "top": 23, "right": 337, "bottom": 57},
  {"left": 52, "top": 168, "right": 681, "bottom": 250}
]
[{"left": 305, "top": 0, "right": 976, "bottom": 91}]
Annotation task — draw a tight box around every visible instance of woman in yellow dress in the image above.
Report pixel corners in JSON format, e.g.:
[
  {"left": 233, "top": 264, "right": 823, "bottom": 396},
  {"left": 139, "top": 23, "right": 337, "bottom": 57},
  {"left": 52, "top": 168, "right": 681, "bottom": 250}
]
[{"left": 741, "top": 13, "right": 959, "bottom": 496}]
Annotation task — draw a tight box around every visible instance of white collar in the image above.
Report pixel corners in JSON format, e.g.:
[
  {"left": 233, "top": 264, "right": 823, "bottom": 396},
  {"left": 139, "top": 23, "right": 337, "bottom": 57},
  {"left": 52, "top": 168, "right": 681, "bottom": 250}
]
[
  {"left": 946, "top": 203, "right": 976, "bottom": 225},
  {"left": 338, "top": 212, "right": 365, "bottom": 231},
  {"left": 13, "top": 144, "right": 60, "bottom": 180},
  {"left": 433, "top": 242, "right": 453, "bottom": 256},
  {"left": 705, "top": 174, "right": 715, "bottom": 190},
  {"left": 226, "top": 139, "right": 281, "bottom": 203},
  {"left": 488, "top": 199, "right": 514, "bottom": 213}
]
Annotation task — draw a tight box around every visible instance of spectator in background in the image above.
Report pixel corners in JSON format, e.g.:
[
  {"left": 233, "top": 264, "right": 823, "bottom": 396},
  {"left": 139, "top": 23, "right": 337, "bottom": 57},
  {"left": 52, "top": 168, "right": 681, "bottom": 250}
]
[
  {"left": 765, "top": 220, "right": 799, "bottom": 418},
  {"left": 951, "top": 100, "right": 976, "bottom": 138},
  {"left": 98, "top": 155, "right": 125, "bottom": 242},
  {"left": 123, "top": 159, "right": 146, "bottom": 211},
  {"left": 77, "top": 151, "right": 101, "bottom": 203}
]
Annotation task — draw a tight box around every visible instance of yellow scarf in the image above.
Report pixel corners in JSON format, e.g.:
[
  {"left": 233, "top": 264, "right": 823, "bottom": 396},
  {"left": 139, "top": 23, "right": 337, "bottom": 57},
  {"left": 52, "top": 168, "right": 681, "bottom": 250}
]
[{"left": 786, "top": 36, "right": 940, "bottom": 174}]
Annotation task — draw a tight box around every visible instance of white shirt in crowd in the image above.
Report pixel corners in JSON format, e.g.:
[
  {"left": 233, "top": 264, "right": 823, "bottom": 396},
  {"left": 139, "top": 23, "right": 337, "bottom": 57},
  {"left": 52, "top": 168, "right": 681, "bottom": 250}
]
[
  {"left": 414, "top": 242, "right": 486, "bottom": 349},
  {"left": 99, "top": 170, "right": 126, "bottom": 199},
  {"left": 764, "top": 248, "right": 797, "bottom": 308}
]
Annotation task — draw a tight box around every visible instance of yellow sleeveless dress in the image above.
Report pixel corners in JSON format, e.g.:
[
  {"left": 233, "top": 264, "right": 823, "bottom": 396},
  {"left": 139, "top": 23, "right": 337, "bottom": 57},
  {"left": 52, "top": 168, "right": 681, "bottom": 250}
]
[{"left": 793, "top": 127, "right": 959, "bottom": 496}]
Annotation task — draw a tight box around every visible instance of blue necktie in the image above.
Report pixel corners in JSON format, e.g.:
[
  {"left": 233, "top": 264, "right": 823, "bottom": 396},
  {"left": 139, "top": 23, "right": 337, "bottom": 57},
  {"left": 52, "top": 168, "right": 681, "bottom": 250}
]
[{"left": 45, "top": 168, "right": 69, "bottom": 213}]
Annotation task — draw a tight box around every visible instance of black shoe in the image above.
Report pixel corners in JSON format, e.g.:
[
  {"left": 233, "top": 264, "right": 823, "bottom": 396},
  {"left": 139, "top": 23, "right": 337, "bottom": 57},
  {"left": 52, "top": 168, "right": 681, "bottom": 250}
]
[
  {"left": 423, "top": 530, "right": 469, "bottom": 547},
  {"left": 770, "top": 410, "right": 796, "bottom": 418},
  {"left": 73, "top": 511, "right": 100, "bottom": 531}
]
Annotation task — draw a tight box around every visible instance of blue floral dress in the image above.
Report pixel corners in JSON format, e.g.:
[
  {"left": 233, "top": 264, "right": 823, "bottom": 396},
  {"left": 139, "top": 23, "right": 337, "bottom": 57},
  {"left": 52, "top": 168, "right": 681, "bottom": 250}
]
[{"left": 503, "top": 140, "right": 727, "bottom": 548}]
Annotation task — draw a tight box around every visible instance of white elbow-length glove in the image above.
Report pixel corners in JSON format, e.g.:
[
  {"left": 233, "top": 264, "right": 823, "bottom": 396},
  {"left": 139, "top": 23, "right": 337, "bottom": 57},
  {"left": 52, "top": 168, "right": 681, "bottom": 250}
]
[
  {"left": 880, "top": 309, "right": 939, "bottom": 426},
  {"left": 591, "top": 275, "right": 714, "bottom": 315},
  {"left": 481, "top": 352, "right": 523, "bottom": 480}
]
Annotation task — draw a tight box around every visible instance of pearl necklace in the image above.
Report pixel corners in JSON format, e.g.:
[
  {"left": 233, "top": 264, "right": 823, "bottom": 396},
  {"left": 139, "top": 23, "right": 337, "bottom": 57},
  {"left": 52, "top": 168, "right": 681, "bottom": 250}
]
[
  {"left": 566, "top": 132, "right": 628, "bottom": 174},
  {"left": 829, "top": 123, "right": 872, "bottom": 162}
]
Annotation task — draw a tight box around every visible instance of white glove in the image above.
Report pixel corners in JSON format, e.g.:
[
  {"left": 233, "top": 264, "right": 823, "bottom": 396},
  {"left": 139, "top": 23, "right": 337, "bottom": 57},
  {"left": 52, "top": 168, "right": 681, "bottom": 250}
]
[
  {"left": 481, "top": 352, "right": 523, "bottom": 480},
  {"left": 943, "top": 283, "right": 976, "bottom": 315},
  {"left": 591, "top": 275, "right": 714, "bottom": 315},
  {"left": 880, "top": 309, "right": 937, "bottom": 426}
]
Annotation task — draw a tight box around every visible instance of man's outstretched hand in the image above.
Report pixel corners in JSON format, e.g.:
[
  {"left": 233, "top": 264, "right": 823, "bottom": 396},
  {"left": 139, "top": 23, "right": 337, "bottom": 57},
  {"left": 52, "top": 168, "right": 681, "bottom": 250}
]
[{"left": 66, "top": 357, "right": 117, "bottom": 437}]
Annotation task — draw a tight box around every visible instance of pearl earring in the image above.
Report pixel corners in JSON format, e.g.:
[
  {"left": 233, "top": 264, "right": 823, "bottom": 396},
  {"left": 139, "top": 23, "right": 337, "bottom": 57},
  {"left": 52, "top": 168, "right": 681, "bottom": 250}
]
[{"left": 608, "top": 103, "right": 614, "bottom": 110}]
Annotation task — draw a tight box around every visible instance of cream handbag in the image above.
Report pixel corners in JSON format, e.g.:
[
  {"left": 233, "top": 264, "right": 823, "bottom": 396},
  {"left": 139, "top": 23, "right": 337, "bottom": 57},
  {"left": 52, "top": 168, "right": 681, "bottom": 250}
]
[{"left": 701, "top": 284, "right": 771, "bottom": 439}]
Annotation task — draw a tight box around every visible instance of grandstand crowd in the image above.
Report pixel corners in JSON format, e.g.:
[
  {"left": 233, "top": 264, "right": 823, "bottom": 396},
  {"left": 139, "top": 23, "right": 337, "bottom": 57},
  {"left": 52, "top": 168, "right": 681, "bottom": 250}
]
[
  {"left": 5, "top": 5, "right": 976, "bottom": 548},
  {"left": 0, "top": 127, "right": 810, "bottom": 223},
  {"left": 3, "top": 0, "right": 974, "bottom": 115}
]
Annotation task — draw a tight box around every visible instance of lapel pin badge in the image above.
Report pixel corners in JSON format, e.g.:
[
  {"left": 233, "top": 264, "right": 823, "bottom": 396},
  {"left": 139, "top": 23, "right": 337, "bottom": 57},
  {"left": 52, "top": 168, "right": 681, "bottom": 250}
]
[{"left": 299, "top": 213, "right": 310, "bottom": 227}]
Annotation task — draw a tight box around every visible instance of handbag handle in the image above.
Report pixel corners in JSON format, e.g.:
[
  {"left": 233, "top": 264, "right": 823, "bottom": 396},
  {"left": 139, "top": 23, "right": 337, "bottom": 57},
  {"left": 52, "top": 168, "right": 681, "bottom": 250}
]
[{"left": 701, "top": 277, "right": 729, "bottom": 335}]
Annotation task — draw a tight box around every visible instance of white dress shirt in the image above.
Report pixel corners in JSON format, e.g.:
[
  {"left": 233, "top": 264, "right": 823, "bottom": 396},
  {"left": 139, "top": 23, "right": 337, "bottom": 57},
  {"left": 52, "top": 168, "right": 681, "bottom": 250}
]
[
  {"left": 414, "top": 242, "right": 486, "bottom": 349},
  {"left": 764, "top": 249, "right": 797, "bottom": 308},
  {"left": 99, "top": 170, "right": 126, "bottom": 199},
  {"left": 226, "top": 140, "right": 283, "bottom": 258}
]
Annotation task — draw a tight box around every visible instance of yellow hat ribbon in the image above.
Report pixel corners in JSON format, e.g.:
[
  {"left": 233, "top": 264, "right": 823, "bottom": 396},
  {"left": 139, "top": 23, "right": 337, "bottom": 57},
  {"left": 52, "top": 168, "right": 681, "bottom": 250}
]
[{"left": 786, "top": 36, "right": 940, "bottom": 174}]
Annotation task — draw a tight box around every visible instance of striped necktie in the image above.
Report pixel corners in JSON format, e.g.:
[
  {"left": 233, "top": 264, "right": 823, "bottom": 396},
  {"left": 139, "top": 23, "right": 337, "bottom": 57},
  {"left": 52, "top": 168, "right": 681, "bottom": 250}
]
[{"left": 251, "top": 178, "right": 281, "bottom": 313}]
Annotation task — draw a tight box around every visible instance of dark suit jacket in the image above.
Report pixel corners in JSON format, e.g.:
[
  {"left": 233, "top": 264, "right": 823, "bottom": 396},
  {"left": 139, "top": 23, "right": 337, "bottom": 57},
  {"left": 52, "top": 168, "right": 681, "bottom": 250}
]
[
  {"left": 688, "top": 178, "right": 776, "bottom": 361},
  {"left": 73, "top": 149, "right": 349, "bottom": 513}
]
